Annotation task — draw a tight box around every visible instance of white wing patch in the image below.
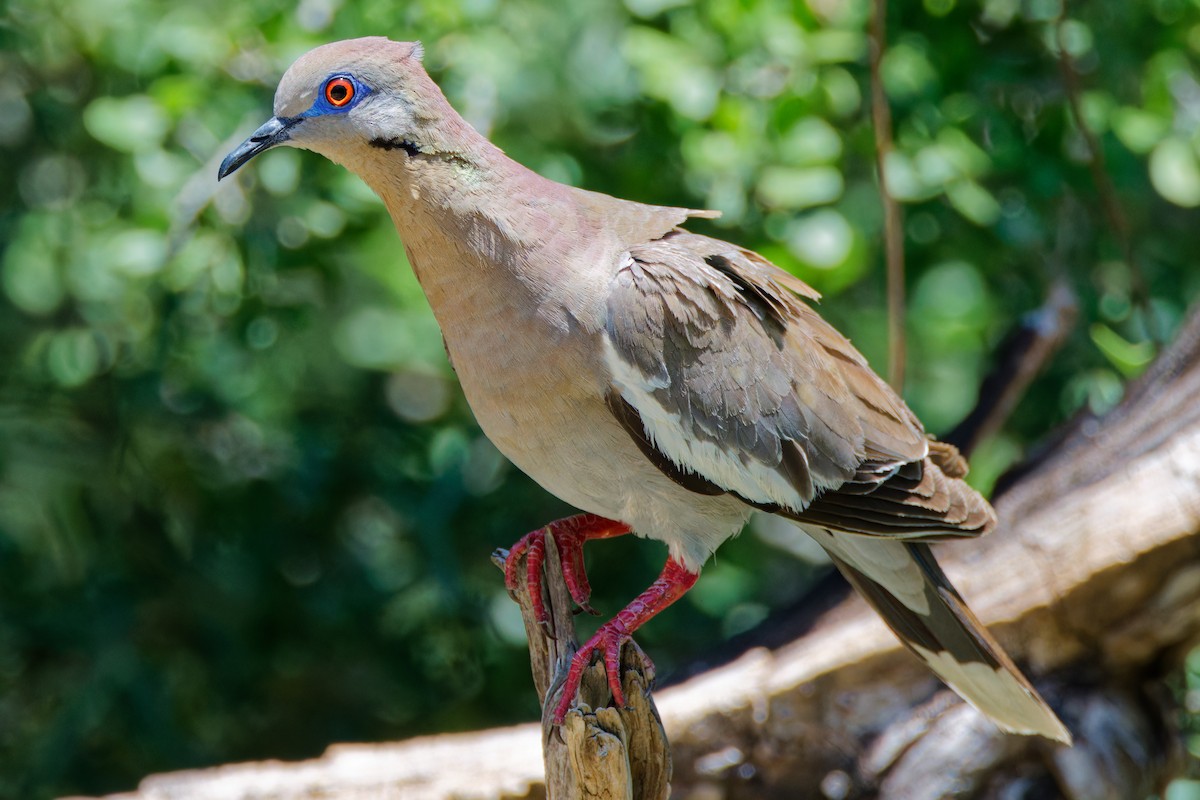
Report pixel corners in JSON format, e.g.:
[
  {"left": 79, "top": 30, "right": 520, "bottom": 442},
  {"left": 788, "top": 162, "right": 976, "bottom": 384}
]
[{"left": 603, "top": 336, "right": 809, "bottom": 512}]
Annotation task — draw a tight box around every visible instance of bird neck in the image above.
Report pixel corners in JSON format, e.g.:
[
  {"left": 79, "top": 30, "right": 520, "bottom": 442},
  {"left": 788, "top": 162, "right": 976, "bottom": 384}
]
[
  {"left": 340, "top": 96, "right": 692, "bottom": 335},
  {"left": 357, "top": 135, "right": 601, "bottom": 279}
]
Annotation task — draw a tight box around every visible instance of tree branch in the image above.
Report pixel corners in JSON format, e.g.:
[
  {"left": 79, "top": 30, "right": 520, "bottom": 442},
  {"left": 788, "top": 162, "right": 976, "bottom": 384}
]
[
  {"left": 944, "top": 279, "right": 1078, "bottom": 456},
  {"left": 869, "top": 0, "right": 907, "bottom": 391},
  {"left": 1054, "top": 11, "right": 1150, "bottom": 315}
]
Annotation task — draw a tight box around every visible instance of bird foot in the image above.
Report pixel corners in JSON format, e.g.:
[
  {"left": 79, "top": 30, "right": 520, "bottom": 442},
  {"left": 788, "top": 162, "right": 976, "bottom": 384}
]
[
  {"left": 503, "top": 514, "right": 631, "bottom": 634},
  {"left": 551, "top": 557, "right": 698, "bottom": 724},
  {"left": 552, "top": 617, "right": 646, "bottom": 724}
]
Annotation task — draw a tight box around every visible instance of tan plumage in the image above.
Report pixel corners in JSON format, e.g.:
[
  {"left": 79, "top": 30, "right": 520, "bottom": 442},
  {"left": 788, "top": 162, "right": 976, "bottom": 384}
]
[{"left": 219, "top": 37, "right": 1070, "bottom": 743}]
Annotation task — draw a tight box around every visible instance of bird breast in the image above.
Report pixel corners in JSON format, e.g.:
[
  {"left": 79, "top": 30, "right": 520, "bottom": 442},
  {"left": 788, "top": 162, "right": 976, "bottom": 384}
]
[{"left": 403, "top": 235, "right": 749, "bottom": 569}]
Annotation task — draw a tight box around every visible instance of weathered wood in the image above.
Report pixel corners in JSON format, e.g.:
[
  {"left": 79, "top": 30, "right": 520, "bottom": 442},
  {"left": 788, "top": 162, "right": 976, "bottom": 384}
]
[
  {"left": 493, "top": 533, "right": 577, "bottom": 796},
  {"left": 496, "top": 530, "right": 671, "bottom": 800},
  {"left": 82, "top": 306, "right": 1200, "bottom": 799}
]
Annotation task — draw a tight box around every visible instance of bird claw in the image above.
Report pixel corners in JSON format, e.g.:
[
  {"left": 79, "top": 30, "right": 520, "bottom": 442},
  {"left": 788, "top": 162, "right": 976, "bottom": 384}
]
[
  {"left": 502, "top": 515, "right": 629, "bottom": 626},
  {"left": 552, "top": 619, "right": 634, "bottom": 724},
  {"left": 502, "top": 518, "right": 679, "bottom": 727},
  {"left": 547, "top": 558, "right": 694, "bottom": 724}
]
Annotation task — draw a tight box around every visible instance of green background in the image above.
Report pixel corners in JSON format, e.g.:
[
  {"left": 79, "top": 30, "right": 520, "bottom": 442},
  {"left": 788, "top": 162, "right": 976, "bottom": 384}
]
[{"left": 1, "top": 0, "right": 1198, "bottom": 797}]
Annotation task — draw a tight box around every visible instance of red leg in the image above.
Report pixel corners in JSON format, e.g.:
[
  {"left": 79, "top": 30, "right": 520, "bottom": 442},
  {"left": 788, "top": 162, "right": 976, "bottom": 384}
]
[
  {"left": 504, "top": 513, "right": 631, "bottom": 628},
  {"left": 552, "top": 557, "right": 698, "bottom": 724}
]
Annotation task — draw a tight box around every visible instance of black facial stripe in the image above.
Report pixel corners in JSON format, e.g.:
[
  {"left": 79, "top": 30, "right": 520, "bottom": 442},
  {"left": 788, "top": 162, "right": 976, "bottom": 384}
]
[{"left": 369, "top": 137, "right": 421, "bottom": 156}]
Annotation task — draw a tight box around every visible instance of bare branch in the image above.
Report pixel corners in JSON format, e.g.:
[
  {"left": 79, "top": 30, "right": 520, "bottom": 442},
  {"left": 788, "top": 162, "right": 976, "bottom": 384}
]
[
  {"left": 869, "top": 0, "right": 907, "bottom": 391},
  {"left": 1054, "top": 12, "right": 1151, "bottom": 315},
  {"left": 944, "top": 279, "right": 1078, "bottom": 457}
]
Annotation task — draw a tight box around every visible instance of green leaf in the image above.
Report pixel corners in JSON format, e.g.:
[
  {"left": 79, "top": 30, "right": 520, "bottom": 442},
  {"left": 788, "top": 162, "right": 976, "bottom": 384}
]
[
  {"left": 82, "top": 95, "right": 170, "bottom": 153},
  {"left": 1150, "top": 137, "right": 1200, "bottom": 207}
]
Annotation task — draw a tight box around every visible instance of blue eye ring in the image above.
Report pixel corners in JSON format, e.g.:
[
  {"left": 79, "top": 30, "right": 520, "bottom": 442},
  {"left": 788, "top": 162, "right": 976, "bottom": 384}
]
[{"left": 302, "top": 74, "right": 369, "bottom": 117}]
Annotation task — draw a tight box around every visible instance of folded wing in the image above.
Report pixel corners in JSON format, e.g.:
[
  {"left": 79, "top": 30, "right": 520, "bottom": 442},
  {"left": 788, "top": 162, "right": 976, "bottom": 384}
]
[
  {"left": 602, "top": 230, "right": 1068, "bottom": 743},
  {"left": 603, "top": 230, "right": 993, "bottom": 538}
]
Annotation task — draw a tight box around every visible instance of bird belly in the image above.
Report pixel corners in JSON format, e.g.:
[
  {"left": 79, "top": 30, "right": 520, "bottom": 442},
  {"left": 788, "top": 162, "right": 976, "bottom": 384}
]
[{"left": 442, "top": 311, "right": 749, "bottom": 571}]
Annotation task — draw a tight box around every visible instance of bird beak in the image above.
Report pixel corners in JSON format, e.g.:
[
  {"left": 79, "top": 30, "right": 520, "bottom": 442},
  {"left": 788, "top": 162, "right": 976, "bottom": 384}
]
[{"left": 218, "top": 116, "right": 301, "bottom": 180}]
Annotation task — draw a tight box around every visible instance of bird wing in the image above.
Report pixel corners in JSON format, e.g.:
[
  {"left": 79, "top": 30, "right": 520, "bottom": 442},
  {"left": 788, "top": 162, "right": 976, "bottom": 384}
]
[
  {"left": 602, "top": 231, "right": 1071, "bottom": 743},
  {"left": 602, "top": 230, "right": 993, "bottom": 538}
]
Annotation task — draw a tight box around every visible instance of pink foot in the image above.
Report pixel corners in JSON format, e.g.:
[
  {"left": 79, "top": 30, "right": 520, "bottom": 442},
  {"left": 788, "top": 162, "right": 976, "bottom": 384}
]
[
  {"left": 503, "top": 514, "right": 631, "bottom": 631},
  {"left": 551, "top": 558, "right": 698, "bottom": 724}
]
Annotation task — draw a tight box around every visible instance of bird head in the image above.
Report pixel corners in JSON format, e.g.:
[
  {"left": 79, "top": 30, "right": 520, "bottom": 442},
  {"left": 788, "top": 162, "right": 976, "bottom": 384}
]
[{"left": 218, "top": 37, "right": 434, "bottom": 180}]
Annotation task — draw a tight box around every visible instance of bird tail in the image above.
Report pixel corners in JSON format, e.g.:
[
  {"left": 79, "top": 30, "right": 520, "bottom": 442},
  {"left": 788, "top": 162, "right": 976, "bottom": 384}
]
[{"left": 814, "top": 533, "right": 1071, "bottom": 744}]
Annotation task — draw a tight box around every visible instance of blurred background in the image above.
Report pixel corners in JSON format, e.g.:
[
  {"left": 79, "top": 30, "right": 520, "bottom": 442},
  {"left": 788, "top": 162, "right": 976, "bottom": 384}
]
[{"left": 2, "top": 0, "right": 1199, "bottom": 797}]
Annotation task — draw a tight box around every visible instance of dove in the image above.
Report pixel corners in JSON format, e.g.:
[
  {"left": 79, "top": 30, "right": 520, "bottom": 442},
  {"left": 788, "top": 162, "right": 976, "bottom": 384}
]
[{"left": 219, "top": 37, "right": 1070, "bottom": 742}]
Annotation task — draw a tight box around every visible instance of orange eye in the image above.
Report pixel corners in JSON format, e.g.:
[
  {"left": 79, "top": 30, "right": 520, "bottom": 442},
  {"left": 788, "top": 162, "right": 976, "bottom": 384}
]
[{"left": 324, "top": 77, "right": 355, "bottom": 107}]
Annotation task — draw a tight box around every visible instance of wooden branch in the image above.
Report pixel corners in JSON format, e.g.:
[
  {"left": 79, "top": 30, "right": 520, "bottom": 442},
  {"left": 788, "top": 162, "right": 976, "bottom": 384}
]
[
  {"left": 83, "top": 305, "right": 1200, "bottom": 798},
  {"left": 493, "top": 531, "right": 671, "bottom": 800}
]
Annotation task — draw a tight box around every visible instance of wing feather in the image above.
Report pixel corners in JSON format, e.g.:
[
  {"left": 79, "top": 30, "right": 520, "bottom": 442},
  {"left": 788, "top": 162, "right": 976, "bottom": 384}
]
[{"left": 603, "top": 230, "right": 995, "bottom": 538}]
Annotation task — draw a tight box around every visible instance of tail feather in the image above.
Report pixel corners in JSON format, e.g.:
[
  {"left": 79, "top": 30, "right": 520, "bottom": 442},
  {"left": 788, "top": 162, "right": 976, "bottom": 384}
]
[{"left": 813, "top": 532, "right": 1071, "bottom": 744}]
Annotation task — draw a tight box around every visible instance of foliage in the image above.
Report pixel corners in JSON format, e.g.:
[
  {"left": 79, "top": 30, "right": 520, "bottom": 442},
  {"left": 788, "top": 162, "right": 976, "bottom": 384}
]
[{"left": 1, "top": 0, "right": 1197, "bottom": 797}]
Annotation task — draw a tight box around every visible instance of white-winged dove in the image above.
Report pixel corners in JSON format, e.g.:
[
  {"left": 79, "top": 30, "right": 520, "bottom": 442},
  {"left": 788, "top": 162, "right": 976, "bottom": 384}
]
[{"left": 219, "top": 37, "right": 1071, "bottom": 743}]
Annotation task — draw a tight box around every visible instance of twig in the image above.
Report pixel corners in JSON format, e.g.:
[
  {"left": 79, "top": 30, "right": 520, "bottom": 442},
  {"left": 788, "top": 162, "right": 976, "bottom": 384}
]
[
  {"left": 1054, "top": 12, "right": 1150, "bottom": 317},
  {"left": 943, "top": 279, "right": 1078, "bottom": 458},
  {"left": 869, "top": 0, "right": 907, "bottom": 391}
]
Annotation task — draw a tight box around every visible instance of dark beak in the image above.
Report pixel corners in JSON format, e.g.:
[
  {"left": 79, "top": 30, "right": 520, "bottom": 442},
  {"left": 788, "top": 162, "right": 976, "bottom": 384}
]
[{"left": 218, "top": 116, "right": 301, "bottom": 180}]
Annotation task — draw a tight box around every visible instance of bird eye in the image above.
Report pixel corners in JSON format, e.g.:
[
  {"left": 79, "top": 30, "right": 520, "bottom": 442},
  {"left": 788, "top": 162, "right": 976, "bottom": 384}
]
[{"left": 324, "top": 77, "right": 355, "bottom": 108}]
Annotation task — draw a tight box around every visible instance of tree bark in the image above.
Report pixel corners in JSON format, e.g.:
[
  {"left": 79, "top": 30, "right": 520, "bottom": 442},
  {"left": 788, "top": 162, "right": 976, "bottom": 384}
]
[
  {"left": 492, "top": 529, "right": 671, "bottom": 800},
  {"left": 81, "top": 305, "right": 1200, "bottom": 800}
]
